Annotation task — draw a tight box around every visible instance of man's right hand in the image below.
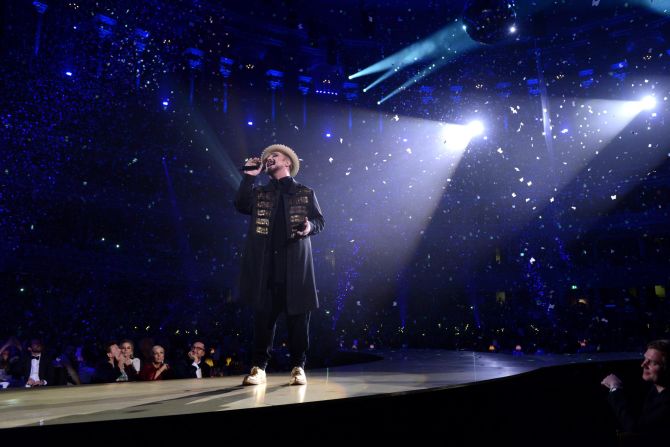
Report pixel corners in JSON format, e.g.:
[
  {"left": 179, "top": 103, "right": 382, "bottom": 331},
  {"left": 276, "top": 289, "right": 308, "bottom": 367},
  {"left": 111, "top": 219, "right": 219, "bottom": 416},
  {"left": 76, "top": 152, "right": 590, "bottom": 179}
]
[
  {"left": 244, "top": 157, "right": 263, "bottom": 176},
  {"left": 601, "top": 373, "right": 623, "bottom": 390}
]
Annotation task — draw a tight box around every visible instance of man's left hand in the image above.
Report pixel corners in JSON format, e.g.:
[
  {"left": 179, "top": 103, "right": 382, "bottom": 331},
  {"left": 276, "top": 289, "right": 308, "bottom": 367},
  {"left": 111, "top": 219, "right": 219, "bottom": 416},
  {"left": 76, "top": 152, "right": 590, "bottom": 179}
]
[{"left": 297, "top": 217, "right": 311, "bottom": 237}]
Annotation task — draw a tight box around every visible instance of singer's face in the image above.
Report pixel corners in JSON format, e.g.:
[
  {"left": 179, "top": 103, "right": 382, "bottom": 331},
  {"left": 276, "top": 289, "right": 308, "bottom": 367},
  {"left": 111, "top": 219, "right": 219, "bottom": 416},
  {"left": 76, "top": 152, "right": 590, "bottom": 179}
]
[{"left": 266, "top": 152, "right": 290, "bottom": 173}]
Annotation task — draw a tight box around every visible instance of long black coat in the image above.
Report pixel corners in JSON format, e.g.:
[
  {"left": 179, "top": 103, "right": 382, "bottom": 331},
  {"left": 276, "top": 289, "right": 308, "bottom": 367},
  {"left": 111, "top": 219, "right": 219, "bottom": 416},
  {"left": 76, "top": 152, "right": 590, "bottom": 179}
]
[{"left": 234, "top": 174, "right": 324, "bottom": 315}]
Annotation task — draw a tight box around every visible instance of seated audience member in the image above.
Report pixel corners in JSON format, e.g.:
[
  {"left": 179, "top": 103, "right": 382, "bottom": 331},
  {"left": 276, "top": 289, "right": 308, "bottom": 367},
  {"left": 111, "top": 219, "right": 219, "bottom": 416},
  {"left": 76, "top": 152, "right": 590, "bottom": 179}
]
[
  {"left": 91, "top": 341, "right": 134, "bottom": 383},
  {"left": 0, "top": 342, "right": 20, "bottom": 388},
  {"left": 139, "top": 345, "right": 173, "bottom": 381},
  {"left": 119, "top": 339, "right": 142, "bottom": 374},
  {"left": 176, "top": 340, "right": 211, "bottom": 379},
  {"left": 601, "top": 339, "right": 670, "bottom": 440},
  {"left": 11, "top": 338, "right": 54, "bottom": 387}
]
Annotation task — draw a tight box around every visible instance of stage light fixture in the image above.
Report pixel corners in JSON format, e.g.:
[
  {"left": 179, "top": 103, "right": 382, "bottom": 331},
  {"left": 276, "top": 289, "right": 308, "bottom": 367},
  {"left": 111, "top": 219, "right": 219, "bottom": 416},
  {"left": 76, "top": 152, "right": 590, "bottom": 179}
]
[
  {"left": 467, "top": 120, "right": 484, "bottom": 136},
  {"left": 639, "top": 95, "right": 656, "bottom": 111},
  {"left": 298, "top": 76, "right": 312, "bottom": 95}
]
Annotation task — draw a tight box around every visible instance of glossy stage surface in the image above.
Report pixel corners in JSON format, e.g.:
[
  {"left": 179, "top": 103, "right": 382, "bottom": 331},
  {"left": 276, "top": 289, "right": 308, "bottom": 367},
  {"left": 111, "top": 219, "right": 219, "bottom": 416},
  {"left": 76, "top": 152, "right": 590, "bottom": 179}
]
[{"left": 0, "top": 349, "right": 640, "bottom": 430}]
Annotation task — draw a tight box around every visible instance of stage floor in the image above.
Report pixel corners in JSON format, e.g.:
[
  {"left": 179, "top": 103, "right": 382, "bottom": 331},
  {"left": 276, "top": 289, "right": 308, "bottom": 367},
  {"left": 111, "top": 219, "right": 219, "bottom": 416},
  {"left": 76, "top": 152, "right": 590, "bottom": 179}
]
[{"left": 0, "top": 349, "right": 640, "bottom": 429}]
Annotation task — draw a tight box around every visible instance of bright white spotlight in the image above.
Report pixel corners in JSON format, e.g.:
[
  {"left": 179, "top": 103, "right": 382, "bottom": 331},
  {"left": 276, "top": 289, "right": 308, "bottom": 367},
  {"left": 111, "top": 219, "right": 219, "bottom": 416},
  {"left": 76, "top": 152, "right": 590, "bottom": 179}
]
[
  {"left": 509, "top": 25, "right": 517, "bottom": 34},
  {"left": 639, "top": 95, "right": 656, "bottom": 111},
  {"left": 467, "top": 120, "right": 484, "bottom": 137},
  {"left": 440, "top": 123, "right": 472, "bottom": 152}
]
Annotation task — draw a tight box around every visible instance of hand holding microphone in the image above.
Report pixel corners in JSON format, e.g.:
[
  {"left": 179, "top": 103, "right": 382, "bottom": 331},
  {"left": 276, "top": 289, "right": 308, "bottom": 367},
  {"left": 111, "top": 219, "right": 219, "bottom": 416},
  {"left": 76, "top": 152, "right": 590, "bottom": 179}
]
[
  {"left": 241, "top": 157, "right": 264, "bottom": 176},
  {"left": 295, "top": 217, "right": 311, "bottom": 237}
]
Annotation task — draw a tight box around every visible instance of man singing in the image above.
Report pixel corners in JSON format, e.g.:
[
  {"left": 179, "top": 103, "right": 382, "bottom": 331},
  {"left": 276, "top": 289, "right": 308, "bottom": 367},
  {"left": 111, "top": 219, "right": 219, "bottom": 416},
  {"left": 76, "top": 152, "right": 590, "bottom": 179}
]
[{"left": 234, "top": 144, "right": 324, "bottom": 386}]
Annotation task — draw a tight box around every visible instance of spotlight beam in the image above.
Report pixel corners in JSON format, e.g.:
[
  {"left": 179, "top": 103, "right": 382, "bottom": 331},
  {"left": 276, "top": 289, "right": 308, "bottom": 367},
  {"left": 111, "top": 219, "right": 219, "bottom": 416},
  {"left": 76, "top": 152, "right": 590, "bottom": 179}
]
[
  {"left": 349, "top": 23, "right": 477, "bottom": 91},
  {"left": 377, "top": 56, "right": 453, "bottom": 104},
  {"left": 363, "top": 68, "right": 396, "bottom": 93}
]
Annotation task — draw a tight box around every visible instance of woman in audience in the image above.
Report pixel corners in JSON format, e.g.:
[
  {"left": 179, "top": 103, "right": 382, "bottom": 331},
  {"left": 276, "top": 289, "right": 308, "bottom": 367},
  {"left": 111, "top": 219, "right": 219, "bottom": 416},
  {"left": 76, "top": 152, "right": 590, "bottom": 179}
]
[{"left": 139, "top": 345, "right": 173, "bottom": 381}]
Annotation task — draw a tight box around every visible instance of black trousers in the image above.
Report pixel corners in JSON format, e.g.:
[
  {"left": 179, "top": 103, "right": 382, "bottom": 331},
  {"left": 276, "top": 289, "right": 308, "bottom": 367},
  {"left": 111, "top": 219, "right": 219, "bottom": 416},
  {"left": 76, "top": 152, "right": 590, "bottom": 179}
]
[{"left": 252, "top": 284, "right": 310, "bottom": 370}]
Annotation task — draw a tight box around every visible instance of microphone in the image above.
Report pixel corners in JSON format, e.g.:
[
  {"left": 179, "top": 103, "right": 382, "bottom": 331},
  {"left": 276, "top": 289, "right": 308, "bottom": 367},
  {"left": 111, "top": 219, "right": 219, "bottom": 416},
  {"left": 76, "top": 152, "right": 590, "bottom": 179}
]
[
  {"left": 295, "top": 221, "right": 307, "bottom": 231},
  {"left": 241, "top": 163, "right": 263, "bottom": 172}
]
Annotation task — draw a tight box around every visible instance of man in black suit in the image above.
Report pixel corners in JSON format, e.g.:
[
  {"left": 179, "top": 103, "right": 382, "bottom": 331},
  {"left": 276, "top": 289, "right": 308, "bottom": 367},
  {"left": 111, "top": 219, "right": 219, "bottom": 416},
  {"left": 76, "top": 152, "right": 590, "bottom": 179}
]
[
  {"left": 177, "top": 340, "right": 211, "bottom": 379},
  {"left": 11, "top": 338, "right": 54, "bottom": 387}
]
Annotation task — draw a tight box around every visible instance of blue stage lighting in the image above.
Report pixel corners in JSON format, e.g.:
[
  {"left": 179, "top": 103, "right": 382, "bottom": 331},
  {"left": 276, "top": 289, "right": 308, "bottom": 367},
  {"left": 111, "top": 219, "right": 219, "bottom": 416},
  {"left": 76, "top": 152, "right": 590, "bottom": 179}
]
[
  {"left": 610, "top": 60, "right": 627, "bottom": 80},
  {"left": 134, "top": 28, "right": 149, "bottom": 52},
  {"left": 495, "top": 82, "right": 511, "bottom": 98},
  {"left": 65, "top": 71, "right": 72, "bottom": 77},
  {"left": 325, "top": 132, "right": 332, "bottom": 138},
  {"left": 342, "top": 82, "right": 359, "bottom": 101},
  {"left": 184, "top": 47, "right": 204, "bottom": 70},
  {"left": 579, "top": 68, "right": 594, "bottom": 89},
  {"left": 247, "top": 121, "right": 254, "bottom": 126},
  {"left": 420, "top": 86, "right": 435, "bottom": 105},
  {"left": 95, "top": 14, "right": 117, "bottom": 39},
  {"left": 298, "top": 76, "right": 312, "bottom": 95},
  {"left": 266, "top": 69, "right": 284, "bottom": 90},
  {"left": 220, "top": 57, "right": 234, "bottom": 78},
  {"left": 32, "top": 1, "right": 47, "bottom": 14}
]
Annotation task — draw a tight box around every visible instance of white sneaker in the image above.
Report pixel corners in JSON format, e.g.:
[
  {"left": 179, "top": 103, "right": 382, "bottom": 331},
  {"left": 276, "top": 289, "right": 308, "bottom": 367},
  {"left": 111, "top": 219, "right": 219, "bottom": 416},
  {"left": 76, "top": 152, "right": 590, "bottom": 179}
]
[
  {"left": 242, "top": 366, "right": 266, "bottom": 385},
  {"left": 289, "top": 366, "right": 307, "bottom": 385}
]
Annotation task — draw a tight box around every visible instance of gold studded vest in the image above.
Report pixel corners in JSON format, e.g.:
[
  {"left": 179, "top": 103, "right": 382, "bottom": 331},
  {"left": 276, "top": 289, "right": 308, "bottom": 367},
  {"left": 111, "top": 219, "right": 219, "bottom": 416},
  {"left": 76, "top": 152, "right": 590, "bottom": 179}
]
[{"left": 254, "top": 186, "right": 312, "bottom": 238}]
